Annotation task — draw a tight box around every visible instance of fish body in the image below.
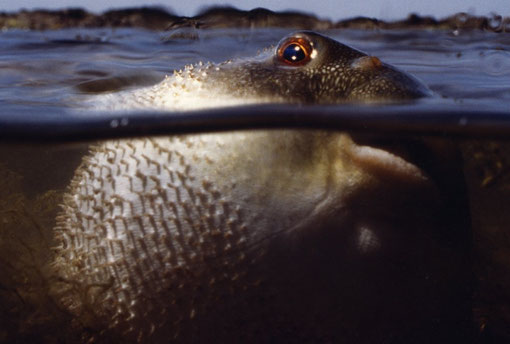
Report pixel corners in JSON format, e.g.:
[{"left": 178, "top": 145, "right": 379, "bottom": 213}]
[{"left": 53, "top": 32, "right": 471, "bottom": 343}]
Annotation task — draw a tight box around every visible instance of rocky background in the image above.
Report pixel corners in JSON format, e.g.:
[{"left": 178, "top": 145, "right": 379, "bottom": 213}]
[{"left": 0, "top": 6, "right": 508, "bottom": 32}]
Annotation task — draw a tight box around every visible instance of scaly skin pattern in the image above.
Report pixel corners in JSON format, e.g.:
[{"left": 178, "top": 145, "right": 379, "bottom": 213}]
[
  {"left": 53, "top": 32, "right": 471, "bottom": 343},
  {"left": 54, "top": 132, "right": 381, "bottom": 341}
]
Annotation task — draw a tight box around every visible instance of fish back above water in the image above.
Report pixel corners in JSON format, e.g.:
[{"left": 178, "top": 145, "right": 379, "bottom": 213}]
[{"left": 91, "top": 31, "right": 430, "bottom": 112}]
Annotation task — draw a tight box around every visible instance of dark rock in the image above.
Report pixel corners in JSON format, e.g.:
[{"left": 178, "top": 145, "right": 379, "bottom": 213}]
[
  {"left": 334, "top": 16, "right": 382, "bottom": 29},
  {"left": 190, "top": 6, "right": 332, "bottom": 30}
]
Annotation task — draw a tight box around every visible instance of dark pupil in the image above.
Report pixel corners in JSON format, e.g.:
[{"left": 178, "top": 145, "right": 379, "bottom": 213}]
[{"left": 283, "top": 43, "right": 306, "bottom": 63}]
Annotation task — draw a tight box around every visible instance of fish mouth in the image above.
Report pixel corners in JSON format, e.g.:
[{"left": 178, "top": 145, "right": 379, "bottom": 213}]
[
  {"left": 346, "top": 133, "right": 470, "bottom": 250},
  {"left": 346, "top": 134, "right": 433, "bottom": 184}
]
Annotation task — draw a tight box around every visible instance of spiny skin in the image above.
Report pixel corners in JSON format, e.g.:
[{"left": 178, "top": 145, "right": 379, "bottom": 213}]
[
  {"left": 95, "top": 31, "right": 430, "bottom": 111},
  {"left": 53, "top": 32, "right": 471, "bottom": 343},
  {"left": 55, "top": 132, "right": 382, "bottom": 341},
  {"left": 204, "top": 33, "right": 430, "bottom": 103}
]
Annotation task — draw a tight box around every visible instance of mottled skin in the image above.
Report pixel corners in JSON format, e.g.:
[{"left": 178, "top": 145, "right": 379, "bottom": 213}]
[
  {"left": 97, "top": 31, "right": 430, "bottom": 111},
  {"left": 53, "top": 32, "right": 471, "bottom": 343},
  {"left": 204, "top": 31, "right": 430, "bottom": 103}
]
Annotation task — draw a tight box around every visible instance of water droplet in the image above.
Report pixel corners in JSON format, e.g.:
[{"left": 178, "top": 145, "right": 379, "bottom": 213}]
[{"left": 482, "top": 50, "right": 510, "bottom": 76}]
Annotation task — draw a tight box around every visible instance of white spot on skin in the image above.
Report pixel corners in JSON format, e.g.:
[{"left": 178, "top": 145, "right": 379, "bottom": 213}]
[{"left": 356, "top": 225, "right": 380, "bottom": 254}]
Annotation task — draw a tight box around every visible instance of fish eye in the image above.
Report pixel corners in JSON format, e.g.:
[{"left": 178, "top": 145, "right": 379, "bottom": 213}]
[{"left": 277, "top": 37, "right": 313, "bottom": 66}]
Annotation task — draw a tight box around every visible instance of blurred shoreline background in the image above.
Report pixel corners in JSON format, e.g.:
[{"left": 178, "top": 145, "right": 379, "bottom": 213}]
[
  {"left": 0, "top": 6, "right": 509, "bottom": 31},
  {"left": 1, "top": 0, "right": 509, "bottom": 21}
]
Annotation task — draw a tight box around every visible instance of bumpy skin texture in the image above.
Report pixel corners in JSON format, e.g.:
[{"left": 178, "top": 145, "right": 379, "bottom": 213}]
[
  {"left": 55, "top": 132, "right": 377, "bottom": 341},
  {"left": 206, "top": 32, "right": 430, "bottom": 103},
  {"left": 95, "top": 31, "right": 430, "bottom": 111},
  {"left": 54, "top": 32, "right": 471, "bottom": 343}
]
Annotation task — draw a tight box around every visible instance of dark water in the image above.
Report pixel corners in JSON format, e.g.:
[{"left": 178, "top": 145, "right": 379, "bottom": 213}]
[{"left": 1, "top": 27, "right": 510, "bottom": 343}]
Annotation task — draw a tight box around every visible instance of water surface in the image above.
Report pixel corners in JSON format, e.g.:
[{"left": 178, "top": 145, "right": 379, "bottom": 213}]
[{"left": 0, "top": 27, "right": 509, "bottom": 112}]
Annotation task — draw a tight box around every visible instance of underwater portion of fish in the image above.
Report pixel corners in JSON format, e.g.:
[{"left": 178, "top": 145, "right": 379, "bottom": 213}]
[
  {"left": 53, "top": 133, "right": 473, "bottom": 343},
  {"left": 2, "top": 31, "right": 472, "bottom": 343}
]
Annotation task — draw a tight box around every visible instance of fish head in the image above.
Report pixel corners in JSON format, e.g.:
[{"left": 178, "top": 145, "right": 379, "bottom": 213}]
[{"left": 206, "top": 31, "right": 431, "bottom": 104}]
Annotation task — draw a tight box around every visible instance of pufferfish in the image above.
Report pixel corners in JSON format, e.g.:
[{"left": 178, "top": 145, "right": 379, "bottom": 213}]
[{"left": 53, "top": 31, "right": 472, "bottom": 343}]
